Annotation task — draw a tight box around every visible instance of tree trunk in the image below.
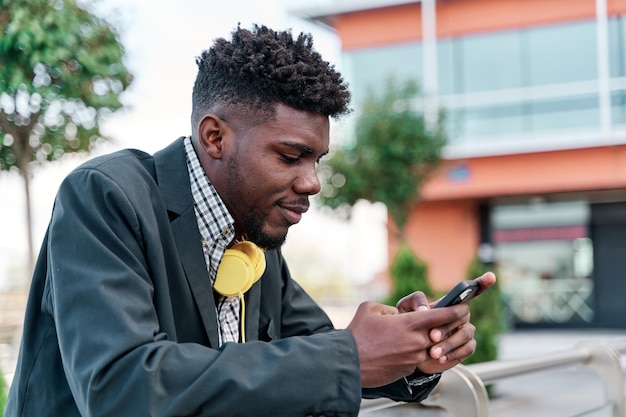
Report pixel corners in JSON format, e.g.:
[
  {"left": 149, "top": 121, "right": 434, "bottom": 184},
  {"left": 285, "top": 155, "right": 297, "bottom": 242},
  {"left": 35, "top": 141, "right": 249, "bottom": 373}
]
[
  {"left": 12, "top": 126, "right": 36, "bottom": 278},
  {"left": 21, "top": 170, "right": 35, "bottom": 275}
]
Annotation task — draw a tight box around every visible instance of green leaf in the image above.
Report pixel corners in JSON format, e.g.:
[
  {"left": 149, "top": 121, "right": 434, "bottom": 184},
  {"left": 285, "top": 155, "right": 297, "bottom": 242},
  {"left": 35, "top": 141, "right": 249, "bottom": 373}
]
[
  {"left": 319, "top": 78, "right": 446, "bottom": 229},
  {"left": 0, "top": 0, "right": 133, "bottom": 175}
]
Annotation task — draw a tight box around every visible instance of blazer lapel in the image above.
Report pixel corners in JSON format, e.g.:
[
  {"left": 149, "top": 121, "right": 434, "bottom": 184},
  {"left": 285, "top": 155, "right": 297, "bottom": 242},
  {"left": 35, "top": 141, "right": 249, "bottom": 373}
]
[{"left": 153, "top": 138, "right": 220, "bottom": 347}]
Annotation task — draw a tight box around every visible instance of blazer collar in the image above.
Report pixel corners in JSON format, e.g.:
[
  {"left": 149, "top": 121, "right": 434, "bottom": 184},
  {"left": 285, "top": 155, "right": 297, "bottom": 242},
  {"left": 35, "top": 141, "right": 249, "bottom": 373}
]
[
  {"left": 152, "top": 137, "right": 262, "bottom": 344},
  {"left": 153, "top": 137, "right": 220, "bottom": 346}
]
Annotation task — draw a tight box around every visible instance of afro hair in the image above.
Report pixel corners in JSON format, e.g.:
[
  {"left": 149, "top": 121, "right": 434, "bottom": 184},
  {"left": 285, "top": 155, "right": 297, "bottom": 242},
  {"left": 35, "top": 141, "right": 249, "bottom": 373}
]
[{"left": 191, "top": 24, "right": 351, "bottom": 132}]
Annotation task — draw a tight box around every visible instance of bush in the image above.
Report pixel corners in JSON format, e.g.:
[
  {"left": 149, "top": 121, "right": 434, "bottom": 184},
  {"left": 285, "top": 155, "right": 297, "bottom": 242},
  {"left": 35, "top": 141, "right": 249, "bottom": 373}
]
[
  {"left": 0, "top": 370, "right": 7, "bottom": 414},
  {"left": 384, "top": 244, "right": 435, "bottom": 306},
  {"left": 461, "top": 256, "right": 503, "bottom": 365}
]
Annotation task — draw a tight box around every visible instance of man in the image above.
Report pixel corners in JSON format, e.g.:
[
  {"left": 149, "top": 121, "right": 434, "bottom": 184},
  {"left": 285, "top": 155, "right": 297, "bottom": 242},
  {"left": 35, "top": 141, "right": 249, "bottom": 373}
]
[{"left": 5, "top": 24, "right": 495, "bottom": 417}]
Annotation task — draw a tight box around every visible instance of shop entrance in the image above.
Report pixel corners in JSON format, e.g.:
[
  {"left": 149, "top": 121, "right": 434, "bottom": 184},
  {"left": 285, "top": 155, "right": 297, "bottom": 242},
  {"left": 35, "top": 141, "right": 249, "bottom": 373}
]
[
  {"left": 590, "top": 202, "right": 626, "bottom": 329},
  {"left": 492, "top": 200, "right": 594, "bottom": 328}
]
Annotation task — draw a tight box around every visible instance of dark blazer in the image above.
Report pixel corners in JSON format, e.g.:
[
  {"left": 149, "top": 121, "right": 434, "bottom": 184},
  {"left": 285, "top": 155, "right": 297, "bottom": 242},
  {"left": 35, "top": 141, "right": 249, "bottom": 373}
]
[{"left": 5, "top": 138, "right": 435, "bottom": 417}]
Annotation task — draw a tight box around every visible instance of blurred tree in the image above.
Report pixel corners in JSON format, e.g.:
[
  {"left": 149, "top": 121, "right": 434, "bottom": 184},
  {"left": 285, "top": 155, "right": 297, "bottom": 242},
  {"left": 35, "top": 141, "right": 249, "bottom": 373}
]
[
  {"left": 0, "top": 368, "right": 5, "bottom": 414},
  {"left": 462, "top": 256, "right": 503, "bottom": 366},
  {"left": 383, "top": 243, "right": 435, "bottom": 306},
  {"left": 0, "top": 0, "right": 132, "bottom": 271},
  {"left": 318, "top": 78, "right": 445, "bottom": 231},
  {"left": 318, "top": 79, "right": 446, "bottom": 318}
]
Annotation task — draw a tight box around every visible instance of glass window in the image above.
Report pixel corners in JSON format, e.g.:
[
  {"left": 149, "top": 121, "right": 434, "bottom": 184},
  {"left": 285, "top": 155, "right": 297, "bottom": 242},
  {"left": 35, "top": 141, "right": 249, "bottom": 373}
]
[
  {"left": 608, "top": 16, "right": 625, "bottom": 78},
  {"left": 493, "top": 200, "right": 589, "bottom": 228},
  {"left": 443, "top": 108, "right": 465, "bottom": 141},
  {"left": 437, "top": 38, "right": 455, "bottom": 95},
  {"left": 526, "top": 20, "right": 597, "bottom": 86},
  {"left": 528, "top": 94, "right": 599, "bottom": 131},
  {"left": 459, "top": 29, "right": 523, "bottom": 93},
  {"left": 440, "top": 20, "right": 601, "bottom": 142},
  {"left": 612, "top": 90, "right": 626, "bottom": 125},
  {"left": 492, "top": 201, "right": 594, "bottom": 325},
  {"left": 453, "top": 102, "right": 525, "bottom": 139},
  {"left": 344, "top": 18, "right": 607, "bottom": 147},
  {"left": 606, "top": 16, "right": 626, "bottom": 128},
  {"left": 496, "top": 239, "right": 594, "bottom": 324},
  {"left": 343, "top": 42, "right": 422, "bottom": 107}
]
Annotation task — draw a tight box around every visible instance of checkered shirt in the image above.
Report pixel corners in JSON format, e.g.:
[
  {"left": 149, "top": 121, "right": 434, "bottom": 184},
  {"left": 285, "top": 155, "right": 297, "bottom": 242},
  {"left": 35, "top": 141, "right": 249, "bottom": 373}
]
[{"left": 184, "top": 137, "right": 239, "bottom": 346}]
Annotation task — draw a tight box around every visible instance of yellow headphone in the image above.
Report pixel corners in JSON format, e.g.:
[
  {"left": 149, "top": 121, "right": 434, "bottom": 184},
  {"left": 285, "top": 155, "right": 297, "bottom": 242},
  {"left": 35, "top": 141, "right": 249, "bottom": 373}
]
[{"left": 214, "top": 241, "right": 266, "bottom": 342}]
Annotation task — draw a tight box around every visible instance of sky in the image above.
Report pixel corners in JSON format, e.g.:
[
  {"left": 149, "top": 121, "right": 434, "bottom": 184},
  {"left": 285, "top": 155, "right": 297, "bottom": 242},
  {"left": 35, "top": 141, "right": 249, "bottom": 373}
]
[{"left": 0, "top": 0, "right": 388, "bottom": 291}]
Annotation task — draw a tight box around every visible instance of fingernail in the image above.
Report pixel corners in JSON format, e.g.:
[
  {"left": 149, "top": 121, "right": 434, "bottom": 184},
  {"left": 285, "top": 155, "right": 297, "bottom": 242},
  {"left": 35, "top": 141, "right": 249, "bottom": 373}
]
[
  {"left": 431, "top": 329, "right": 442, "bottom": 341},
  {"left": 439, "top": 355, "right": 448, "bottom": 363},
  {"left": 418, "top": 305, "right": 429, "bottom": 312},
  {"left": 432, "top": 347, "right": 443, "bottom": 358}
]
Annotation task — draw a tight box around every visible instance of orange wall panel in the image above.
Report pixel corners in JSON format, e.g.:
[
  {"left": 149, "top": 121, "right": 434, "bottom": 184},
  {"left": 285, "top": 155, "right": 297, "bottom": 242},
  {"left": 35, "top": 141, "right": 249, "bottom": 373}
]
[
  {"left": 437, "top": 0, "right": 595, "bottom": 37},
  {"left": 334, "top": 4, "right": 422, "bottom": 50},
  {"left": 609, "top": 0, "right": 626, "bottom": 13},
  {"left": 421, "top": 145, "right": 626, "bottom": 201},
  {"left": 397, "top": 200, "right": 479, "bottom": 293}
]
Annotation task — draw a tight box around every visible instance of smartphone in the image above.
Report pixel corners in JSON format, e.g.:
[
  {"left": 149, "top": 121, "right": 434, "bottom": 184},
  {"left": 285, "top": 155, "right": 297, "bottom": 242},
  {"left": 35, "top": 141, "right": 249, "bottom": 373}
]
[{"left": 434, "top": 280, "right": 481, "bottom": 308}]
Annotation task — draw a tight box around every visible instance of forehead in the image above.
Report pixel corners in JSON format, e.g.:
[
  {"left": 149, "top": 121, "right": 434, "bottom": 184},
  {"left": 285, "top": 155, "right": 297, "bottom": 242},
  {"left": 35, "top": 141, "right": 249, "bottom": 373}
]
[{"left": 246, "top": 104, "right": 330, "bottom": 151}]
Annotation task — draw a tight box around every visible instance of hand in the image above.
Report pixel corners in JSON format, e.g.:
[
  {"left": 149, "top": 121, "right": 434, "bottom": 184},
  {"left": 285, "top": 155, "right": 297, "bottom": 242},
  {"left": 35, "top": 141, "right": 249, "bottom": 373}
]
[
  {"left": 397, "top": 272, "right": 497, "bottom": 375},
  {"left": 396, "top": 272, "right": 497, "bottom": 313},
  {"left": 414, "top": 304, "right": 475, "bottom": 374},
  {"left": 346, "top": 298, "right": 471, "bottom": 388}
]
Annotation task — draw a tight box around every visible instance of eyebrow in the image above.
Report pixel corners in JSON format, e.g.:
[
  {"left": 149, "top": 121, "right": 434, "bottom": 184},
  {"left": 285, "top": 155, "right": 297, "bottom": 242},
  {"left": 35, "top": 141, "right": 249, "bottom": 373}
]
[{"left": 280, "top": 141, "right": 329, "bottom": 158}]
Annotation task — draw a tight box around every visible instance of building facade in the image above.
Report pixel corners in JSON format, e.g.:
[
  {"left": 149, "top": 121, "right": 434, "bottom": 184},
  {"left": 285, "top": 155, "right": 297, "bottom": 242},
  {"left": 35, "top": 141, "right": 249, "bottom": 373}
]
[{"left": 297, "top": 0, "right": 626, "bottom": 328}]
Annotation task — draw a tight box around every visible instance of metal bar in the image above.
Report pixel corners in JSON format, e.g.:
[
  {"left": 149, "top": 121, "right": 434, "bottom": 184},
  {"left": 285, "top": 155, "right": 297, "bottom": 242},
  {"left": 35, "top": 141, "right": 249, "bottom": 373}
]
[
  {"left": 596, "top": 0, "right": 612, "bottom": 135},
  {"left": 469, "top": 349, "right": 590, "bottom": 383},
  {"left": 577, "top": 342, "right": 625, "bottom": 417},
  {"left": 438, "top": 79, "right": 602, "bottom": 109},
  {"left": 421, "top": 366, "right": 490, "bottom": 417},
  {"left": 421, "top": 0, "right": 439, "bottom": 131},
  {"left": 359, "top": 339, "right": 626, "bottom": 416},
  {"left": 359, "top": 397, "right": 400, "bottom": 414}
]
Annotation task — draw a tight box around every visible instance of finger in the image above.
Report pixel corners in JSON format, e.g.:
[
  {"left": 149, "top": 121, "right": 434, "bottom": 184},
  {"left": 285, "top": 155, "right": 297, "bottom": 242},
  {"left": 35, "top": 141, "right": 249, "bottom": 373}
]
[
  {"left": 396, "top": 291, "right": 429, "bottom": 313},
  {"left": 369, "top": 301, "right": 400, "bottom": 316},
  {"left": 430, "top": 322, "right": 476, "bottom": 362},
  {"left": 473, "top": 272, "right": 496, "bottom": 296},
  {"left": 429, "top": 304, "right": 470, "bottom": 342},
  {"left": 436, "top": 337, "right": 477, "bottom": 365},
  {"left": 402, "top": 304, "right": 469, "bottom": 332}
]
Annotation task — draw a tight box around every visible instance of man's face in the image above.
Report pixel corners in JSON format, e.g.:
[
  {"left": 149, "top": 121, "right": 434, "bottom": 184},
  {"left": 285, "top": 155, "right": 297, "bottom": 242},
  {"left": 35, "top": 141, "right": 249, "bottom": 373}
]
[{"left": 218, "top": 104, "right": 330, "bottom": 249}]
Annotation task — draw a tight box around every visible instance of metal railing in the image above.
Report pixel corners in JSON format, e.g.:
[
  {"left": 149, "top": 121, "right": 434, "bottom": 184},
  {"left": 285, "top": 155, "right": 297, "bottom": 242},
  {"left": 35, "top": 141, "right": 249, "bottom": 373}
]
[
  {"left": 359, "top": 339, "right": 626, "bottom": 417},
  {"left": 502, "top": 278, "right": 594, "bottom": 324}
]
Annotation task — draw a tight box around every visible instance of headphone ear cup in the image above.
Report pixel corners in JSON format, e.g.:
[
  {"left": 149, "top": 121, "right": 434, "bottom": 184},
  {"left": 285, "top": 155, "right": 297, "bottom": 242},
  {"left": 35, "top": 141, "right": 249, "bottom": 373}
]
[
  {"left": 232, "top": 241, "right": 266, "bottom": 283},
  {"left": 214, "top": 249, "right": 255, "bottom": 297},
  {"left": 214, "top": 242, "right": 266, "bottom": 297}
]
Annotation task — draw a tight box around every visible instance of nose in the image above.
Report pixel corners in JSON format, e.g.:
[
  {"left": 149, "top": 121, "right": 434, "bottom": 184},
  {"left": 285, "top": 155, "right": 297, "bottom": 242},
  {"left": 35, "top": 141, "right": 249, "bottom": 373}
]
[{"left": 294, "top": 164, "right": 321, "bottom": 195}]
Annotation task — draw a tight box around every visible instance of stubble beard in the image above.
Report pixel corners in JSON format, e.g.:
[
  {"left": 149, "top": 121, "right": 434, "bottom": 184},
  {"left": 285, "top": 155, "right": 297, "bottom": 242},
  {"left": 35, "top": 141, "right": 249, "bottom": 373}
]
[
  {"left": 244, "top": 210, "right": 287, "bottom": 250},
  {"left": 227, "top": 152, "right": 288, "bottom": 250}
]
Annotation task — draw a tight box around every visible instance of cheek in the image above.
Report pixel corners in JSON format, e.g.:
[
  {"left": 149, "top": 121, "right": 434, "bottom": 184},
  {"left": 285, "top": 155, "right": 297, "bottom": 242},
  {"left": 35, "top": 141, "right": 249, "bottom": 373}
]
[
  {"left": 238, "top": 175, "right": 280, "bottom": 208},
  {"left": 253, "top": 168, "right": 293, "bottom": 194},
  {"left": 234, "top": 156, "right": 295, "bottom": 201}
]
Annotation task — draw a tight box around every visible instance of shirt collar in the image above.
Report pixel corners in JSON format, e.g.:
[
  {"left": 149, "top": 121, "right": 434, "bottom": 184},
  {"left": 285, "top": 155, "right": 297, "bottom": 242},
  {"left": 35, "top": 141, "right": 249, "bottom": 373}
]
[{"left": 183, "top": 136, "right": 235, "bottom": 248}]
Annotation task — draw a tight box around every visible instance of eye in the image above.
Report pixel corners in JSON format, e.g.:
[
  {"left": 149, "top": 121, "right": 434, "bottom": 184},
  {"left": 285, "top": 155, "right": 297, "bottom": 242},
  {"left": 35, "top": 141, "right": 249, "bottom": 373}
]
[{"left": 281, "top": 154, "right": 300, "bottom": 163}]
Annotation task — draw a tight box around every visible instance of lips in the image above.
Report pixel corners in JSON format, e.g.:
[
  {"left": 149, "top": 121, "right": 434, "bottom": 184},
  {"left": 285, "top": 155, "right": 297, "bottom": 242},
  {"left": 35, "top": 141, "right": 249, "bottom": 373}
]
[{"left": 279, "top": 202, "right": 309, "bottom": 225}]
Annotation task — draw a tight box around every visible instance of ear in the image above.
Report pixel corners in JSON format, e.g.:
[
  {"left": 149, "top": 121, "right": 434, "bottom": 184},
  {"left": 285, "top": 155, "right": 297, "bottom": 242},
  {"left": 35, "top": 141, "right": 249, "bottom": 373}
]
[{"left": 198, "top": 114, "right": 225, "bottom": 159}]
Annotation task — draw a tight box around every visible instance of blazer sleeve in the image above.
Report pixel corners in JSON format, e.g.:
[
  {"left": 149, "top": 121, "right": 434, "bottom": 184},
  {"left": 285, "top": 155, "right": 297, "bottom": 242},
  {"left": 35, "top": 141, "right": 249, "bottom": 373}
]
[
  {"left": 44, "top": 165, "right": 362, "bottom": 417},
  {"left": 362, "top": 372, "right": 441, "bottom": 403},
  {"left": 261, "top": 250, "right": 440, "bottom": 405}
]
